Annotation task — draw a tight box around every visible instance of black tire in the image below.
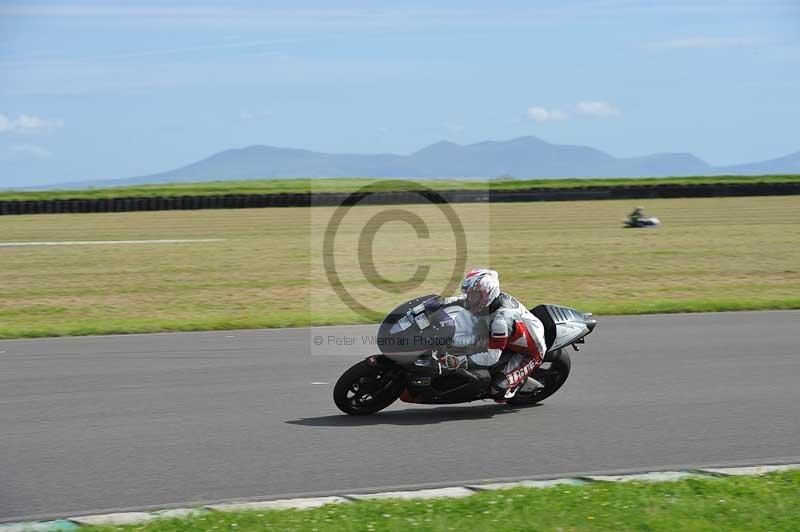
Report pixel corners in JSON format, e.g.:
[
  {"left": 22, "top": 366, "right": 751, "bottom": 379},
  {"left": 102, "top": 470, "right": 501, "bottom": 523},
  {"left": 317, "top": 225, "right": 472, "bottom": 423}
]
[
  {"left": 508, "top": 349, "right": 571, "bottom": 406},
  {"left": 333, "top": 360, "right": 404, "bottom": 416}
]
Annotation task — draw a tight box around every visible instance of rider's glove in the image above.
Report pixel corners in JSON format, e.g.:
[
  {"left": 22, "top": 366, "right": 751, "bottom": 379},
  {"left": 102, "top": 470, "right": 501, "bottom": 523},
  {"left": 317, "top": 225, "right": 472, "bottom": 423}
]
[{"left": 441, "top": 354, "right": 467, "bottom": 370}]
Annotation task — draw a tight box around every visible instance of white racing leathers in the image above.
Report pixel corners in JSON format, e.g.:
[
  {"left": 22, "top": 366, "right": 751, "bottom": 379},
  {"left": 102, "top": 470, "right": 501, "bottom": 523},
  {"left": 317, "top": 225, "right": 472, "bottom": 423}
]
[{"left": 436, "top": 293, "right": 547, "bottom": 395}]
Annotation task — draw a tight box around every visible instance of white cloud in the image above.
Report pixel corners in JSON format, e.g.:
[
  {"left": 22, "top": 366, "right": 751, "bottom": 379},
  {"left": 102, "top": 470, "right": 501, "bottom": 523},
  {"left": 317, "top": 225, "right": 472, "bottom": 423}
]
[
  {"left": 0, "top": 113, "right": 64, "bottom": 134},
  {"left": 0, "top": 144, "right": 53, "bottom": 161},
  {"left": 526, "top": 107, "right": 568, "bottom": 122},
  {"left": 526, "top": 101, "right": 621, "bottom": 122},
  {"left": 239, "top": 109, "right": 272, "bottom": 121},
  {"left": 574, "top": 101, "right": 621, "bottom": 118},
  {"left": 646, "top": 36, "right": 764, "bottom": 50}
]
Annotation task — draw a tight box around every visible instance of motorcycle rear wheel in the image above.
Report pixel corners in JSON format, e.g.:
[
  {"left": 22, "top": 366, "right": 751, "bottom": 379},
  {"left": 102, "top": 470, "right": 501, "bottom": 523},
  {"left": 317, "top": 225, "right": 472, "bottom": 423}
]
[
  {"left": 508, "top": 349, "right": 571, "bottom": 406},
  {"left": 333, "top": 360, "right": 404, "bottom": 415}
]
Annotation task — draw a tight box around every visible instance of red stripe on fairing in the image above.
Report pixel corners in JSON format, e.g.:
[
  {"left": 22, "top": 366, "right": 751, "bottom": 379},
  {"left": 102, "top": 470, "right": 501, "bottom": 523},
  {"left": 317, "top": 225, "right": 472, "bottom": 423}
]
[{"left": 488, "top": 335, "right": 508, "bottom": 350}]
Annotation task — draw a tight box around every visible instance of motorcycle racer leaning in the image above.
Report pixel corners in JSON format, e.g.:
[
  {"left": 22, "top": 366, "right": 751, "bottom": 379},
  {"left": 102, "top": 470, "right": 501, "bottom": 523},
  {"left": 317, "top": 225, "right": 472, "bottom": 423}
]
[
  {"left": 628, "top": 206, "right": 644, "bottom": 224},
  {"left": 422, "top": 268, "right": 547, "bottom": 402}
]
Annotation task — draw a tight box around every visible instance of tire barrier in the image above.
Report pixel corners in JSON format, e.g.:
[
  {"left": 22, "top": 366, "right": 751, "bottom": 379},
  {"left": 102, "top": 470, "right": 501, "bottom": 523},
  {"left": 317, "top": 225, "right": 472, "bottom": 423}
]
[{"left": 1, "top": 182, "right": 798, "bottom": 216}]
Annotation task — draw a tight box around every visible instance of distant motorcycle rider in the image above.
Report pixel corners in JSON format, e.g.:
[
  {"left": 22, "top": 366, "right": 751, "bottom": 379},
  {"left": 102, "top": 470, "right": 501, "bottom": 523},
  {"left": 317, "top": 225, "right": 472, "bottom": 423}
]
[
  {"left": 629, "top": 206, "right": 644, "bottom": 224},
  {"left": 423, "top": 268, "right": 547, "bottom": 402}
]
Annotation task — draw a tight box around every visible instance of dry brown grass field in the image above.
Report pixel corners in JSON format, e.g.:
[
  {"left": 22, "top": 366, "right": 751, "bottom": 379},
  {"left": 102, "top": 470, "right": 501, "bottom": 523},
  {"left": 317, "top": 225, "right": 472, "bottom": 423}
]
[{"left": 0, "top": 196, "right": 798, "bottom": 338}]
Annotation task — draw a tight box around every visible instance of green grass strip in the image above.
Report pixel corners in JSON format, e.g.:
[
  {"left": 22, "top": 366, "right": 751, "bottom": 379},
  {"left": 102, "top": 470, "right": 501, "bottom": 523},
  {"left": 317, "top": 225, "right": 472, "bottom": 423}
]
[
  {"left": 82, "top": 470, "right": 800, "bottom": 531},
  {"left": 2, "top": 174, "right": 799, "bottom": 201},
  {"left": 1, "top": 298, "right": 799, "bottom": 340}
]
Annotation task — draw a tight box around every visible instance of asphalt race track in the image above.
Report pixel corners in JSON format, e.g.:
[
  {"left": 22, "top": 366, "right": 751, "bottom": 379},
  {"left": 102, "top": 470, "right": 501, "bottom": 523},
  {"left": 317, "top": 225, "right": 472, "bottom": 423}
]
[{"left": 2, "top": 311, "right": 799, "bottom": 522}]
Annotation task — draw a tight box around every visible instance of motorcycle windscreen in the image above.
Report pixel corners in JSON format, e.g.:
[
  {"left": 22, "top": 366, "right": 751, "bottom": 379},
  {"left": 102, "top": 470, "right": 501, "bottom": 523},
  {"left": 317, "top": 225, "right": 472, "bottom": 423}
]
[{"left": 376, "top": 295, "right": 456, "bottom": 355}]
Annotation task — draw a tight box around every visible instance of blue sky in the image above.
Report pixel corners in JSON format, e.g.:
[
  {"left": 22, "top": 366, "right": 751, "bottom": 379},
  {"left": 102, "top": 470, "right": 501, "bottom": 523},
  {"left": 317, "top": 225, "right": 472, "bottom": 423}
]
[{"left": 1, "top": 0, "right": 799, "bottom": 187}]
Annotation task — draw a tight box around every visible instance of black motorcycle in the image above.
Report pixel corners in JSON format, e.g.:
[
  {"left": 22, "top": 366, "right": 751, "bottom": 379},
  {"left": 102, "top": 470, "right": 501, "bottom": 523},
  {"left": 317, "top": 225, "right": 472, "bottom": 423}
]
[{"left": 333, "top": 295, "right": 597, "bottom": 415}]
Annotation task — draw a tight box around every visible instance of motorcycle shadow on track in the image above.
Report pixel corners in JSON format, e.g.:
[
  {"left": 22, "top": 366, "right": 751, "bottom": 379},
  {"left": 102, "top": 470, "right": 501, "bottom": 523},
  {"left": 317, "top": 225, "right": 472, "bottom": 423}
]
[{"left": 286, "top": 403, "right": 538, "bottom": 427}]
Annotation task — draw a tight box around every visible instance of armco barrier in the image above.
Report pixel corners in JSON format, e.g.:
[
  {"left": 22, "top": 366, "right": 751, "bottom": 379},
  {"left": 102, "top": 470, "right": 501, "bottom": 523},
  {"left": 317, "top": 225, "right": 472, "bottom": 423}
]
[{"left": 0, "top": 182, "right": 798, "bottom": 215}]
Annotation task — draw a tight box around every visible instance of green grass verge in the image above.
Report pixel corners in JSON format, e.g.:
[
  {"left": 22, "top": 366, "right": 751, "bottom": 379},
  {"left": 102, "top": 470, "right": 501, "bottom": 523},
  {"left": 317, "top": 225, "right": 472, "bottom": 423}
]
[
  {"left": 2, "top": 298, "right": 799, "bottom": 340},
  {"left": 1, "top": 196, "right": 798, "bottom": 340},
  {"left": 83, "top": 471, "right": 800, "bottom": 531},
  {"left": 1, "top": 174, "right": 798, "bottom": 201}
]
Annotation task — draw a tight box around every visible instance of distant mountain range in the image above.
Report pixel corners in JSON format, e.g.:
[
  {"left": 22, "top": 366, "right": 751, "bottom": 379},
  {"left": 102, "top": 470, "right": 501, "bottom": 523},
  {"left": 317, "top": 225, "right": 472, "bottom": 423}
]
[{"left": 54, "top": 136, "right": 800, "bottom": 188}]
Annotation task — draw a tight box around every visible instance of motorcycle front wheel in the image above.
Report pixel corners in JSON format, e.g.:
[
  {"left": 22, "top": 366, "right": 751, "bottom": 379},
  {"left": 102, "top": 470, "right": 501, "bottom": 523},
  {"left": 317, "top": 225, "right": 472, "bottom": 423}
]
[{"left": 333, "top": 360, "right": 405, "bottom": 415}]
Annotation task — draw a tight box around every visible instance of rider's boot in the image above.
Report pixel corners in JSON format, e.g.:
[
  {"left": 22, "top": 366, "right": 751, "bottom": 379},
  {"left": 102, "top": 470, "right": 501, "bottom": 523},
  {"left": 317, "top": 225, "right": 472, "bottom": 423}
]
[
  {"left": 490, "top": 386, "right": 508, "bottom": 403},
  {"left": 492, "top": 376, "right": 544, "bottom": 403}
]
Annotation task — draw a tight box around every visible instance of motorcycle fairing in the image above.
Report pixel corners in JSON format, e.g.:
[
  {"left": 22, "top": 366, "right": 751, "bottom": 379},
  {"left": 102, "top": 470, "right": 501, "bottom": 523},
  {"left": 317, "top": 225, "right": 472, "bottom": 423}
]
[
  {"left": 400, "top": 368, "right": 492, "bottom": 404},
  {"left": 377, "top": 295, "right": 488, "bottom": 363},
  {"left": 377, "top": 294, "right": 448, "bottom": 359},
  {"left": 531, "top": 304, "right": 597, "bottom": 353}
]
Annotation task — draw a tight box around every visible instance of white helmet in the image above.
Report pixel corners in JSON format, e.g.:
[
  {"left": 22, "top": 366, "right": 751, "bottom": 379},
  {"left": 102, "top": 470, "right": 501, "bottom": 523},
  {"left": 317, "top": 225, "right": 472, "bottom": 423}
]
[{"left": 460, "top": 268, "right": 500, "bottom": 313}]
